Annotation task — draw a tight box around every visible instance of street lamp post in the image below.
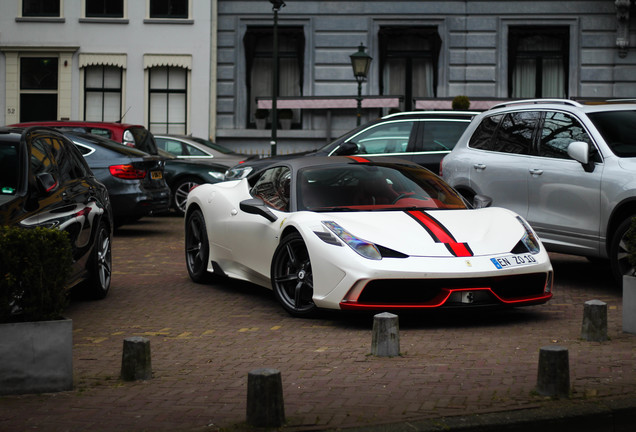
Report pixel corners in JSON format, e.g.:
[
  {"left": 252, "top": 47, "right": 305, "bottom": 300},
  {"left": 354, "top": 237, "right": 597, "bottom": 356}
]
[
  {"left": 350, "top": 43, "right": 372, "bottom": 126},
  {"left": 269, "top": 0, "right": 285, "bottom": 156}
]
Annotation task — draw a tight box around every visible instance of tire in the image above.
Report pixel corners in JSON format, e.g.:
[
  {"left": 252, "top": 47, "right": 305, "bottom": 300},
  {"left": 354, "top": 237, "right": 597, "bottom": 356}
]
[
  {"left": 173, "top": 177, "right": 201, "bottom": 216},
  {"left": 271, "top": 232, "right": 317, "bottom": 317},
  {"left": 610, "top": 217, "right": 636, "bottom": 286},
  {"left": 185, "top": 209, "right": 213, "bottom": 283},
  {"left": 84, "top": 220, "right": 112, "bottom": 299}
]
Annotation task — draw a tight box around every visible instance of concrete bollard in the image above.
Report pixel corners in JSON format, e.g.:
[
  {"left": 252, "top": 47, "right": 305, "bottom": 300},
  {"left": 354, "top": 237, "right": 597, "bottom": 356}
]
[
  {"left": 246, "top": 368, "right": 285, "bottom": 427},
  {"left": 371, "top": 312, "right": 400, "bottom": 357},
  {"left": 581, "top": 299, "right": 608, "bottom": 342},
  {"left": 536, "top": 345, "right": 570, "bottom": 398},
  {"left": 121, "top": 337, "right": 152, "bottom": 381},
  {"left": 623, "top": 275, "right": 636, "bottom": 334}
]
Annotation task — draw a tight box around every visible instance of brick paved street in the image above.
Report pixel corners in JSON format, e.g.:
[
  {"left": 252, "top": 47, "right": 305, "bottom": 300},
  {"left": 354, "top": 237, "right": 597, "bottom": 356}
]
[{"left": 1, "top": 214, "right": 635, "bottom": 432}]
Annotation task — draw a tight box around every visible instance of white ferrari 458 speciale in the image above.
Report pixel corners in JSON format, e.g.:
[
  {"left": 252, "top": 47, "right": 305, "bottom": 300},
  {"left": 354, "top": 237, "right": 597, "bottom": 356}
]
[{"left": 185, "top": 156, "right": 553, "bottom": 316}]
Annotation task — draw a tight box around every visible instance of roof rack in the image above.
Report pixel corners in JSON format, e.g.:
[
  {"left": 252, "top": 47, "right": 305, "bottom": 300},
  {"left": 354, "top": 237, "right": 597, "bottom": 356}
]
[{"left": 489, "top": 99, "right": 583, "bottom": 110}]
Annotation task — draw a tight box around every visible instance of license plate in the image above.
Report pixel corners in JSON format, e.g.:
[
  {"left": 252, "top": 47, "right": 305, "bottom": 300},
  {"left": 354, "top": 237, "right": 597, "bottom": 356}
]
[
  {"left": 491, "top": 254, "right": 537, "bottom": 269},
  {"left": 151, "top": 171, "right": 162, "bottom": 180}
]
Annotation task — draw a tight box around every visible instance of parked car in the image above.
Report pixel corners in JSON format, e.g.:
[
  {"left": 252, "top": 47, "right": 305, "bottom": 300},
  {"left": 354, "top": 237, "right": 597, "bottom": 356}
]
[
  {"left": 185, "top": 156, "right": 553, "bottom": 317},
  {"left": 441, "top": 98, "right": 636, "bottom": 284},
  {"left": 224, "top": 110, "right": 478, "bottom": 180},
  {"left": 9, "top": 120, "right": 159, "bottom": 155},
  {"left": 0, "top": 126, "right": 113, "bottom": 299},
  {"left": 65, "top": 132, "right": 171, "bottom": 227},
  {"left": 154, "top": 134, "right": 251, "bottom": 167},
  {"left": 159, "top": 149, "right": 226, "bottom": 215}
]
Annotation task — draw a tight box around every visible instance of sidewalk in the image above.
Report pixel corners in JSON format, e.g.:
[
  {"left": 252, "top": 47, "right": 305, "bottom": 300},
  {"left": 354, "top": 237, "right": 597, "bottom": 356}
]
[{"left": 1, "top": 215, "right": 635, "bottom": 432}]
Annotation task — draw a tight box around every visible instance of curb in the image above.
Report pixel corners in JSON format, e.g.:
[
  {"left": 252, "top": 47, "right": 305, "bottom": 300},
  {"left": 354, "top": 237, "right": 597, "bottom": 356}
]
[{"left": 324, "top": 396, "right": 636, "bottom": 432}]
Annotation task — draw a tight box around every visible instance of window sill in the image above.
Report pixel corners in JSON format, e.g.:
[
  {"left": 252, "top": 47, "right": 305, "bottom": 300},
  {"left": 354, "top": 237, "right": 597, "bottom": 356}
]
[
  {"left": 79, "top": 18, "right": 129, "bottom": 24},
  {"left": 144, "top": 18, "right": 193, "bottom": 25},
  {"left": 16, "top": 17, "right": 65, "bottom": 23}
]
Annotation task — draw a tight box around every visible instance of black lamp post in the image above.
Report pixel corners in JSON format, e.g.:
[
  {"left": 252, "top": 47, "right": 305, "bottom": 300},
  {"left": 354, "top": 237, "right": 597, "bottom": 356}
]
[
  {"left": 350, "top": 43, "right": 372, "bottom": 126},
  {"left": 269, "top": 0, "right": 285, "bottom": 156}
]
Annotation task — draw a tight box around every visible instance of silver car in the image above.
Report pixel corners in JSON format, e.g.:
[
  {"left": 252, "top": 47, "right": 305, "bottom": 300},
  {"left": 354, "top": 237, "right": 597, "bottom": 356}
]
[{"left": 441, "top": 99, "right": 636, "bottom": 285}]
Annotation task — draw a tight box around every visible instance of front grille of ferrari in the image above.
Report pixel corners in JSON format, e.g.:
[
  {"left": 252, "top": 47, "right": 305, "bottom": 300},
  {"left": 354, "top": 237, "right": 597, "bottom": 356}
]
[{"left": 346, "top": 272, "right": 551, "bottom": 308}]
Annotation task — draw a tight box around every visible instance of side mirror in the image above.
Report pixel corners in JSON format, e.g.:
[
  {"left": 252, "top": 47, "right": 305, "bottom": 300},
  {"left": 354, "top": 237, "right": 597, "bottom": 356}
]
[
  {"left": 473, "top": 194, "right": 492, "bottom": 209},
  {"left": 239, "top": 198, "right": 278, "bottom": 222},
  {"left": 567, "top": 141, "right": 595, "bottom": 172},
  {"left": 334, "top": 141, "right": 359, "bottom": 156}
]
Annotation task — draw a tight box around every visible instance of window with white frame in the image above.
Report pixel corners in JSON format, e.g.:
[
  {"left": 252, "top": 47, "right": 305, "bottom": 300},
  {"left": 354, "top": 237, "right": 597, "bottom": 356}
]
[
  {"left": 84, "top": 65, "right": 123, "bottom": 122},
  {"left": 148, "top": 66, "right": 187, "bottom": 134},
  {"left": 508, "top": 27, "right": 569, "bottom": 98},
  {"left": 85, "top": 0, "right": 124, "bottom": 18},
  {"left": 244, "top": 26, "right": 304, "bottom": 128},
  {"left": 20, "top": 57, "right": 58, "bottom": 121},
  {"left": 379, "top": 27, "right": 441, "bottom": 112},
  {"left": 149, "top": 0, "right": 188, "bottom": 19},
  {"left": 22, "top": 0, "right": 61, "bottom": 17}
]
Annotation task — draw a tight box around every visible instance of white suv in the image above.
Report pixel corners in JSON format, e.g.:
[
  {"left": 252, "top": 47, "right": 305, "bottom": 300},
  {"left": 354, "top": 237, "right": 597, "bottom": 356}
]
[{"left": 441, "top": 99, "right": 636, "bottom": 285}]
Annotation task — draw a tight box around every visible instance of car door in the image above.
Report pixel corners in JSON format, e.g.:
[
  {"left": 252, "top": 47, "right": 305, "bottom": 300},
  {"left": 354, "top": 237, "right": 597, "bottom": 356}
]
[
  {"left": 526, "top": 111, "right": 603, "bottom": 256},
  {"left": 26, "top": 132, "right": 98, "bottom": 281},
  {"left": 228, "top": 166, "right": 292, "bottom": 282},
  {"left": 466, "top": 111, "right": 540, "bottom": 218}
]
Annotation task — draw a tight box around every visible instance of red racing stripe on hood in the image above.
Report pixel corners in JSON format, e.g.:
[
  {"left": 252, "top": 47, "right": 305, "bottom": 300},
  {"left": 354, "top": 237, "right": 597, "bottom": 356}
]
[
  {"left": 406, "top": 210, "right": 473, "bottom": 257},
  {"left": 346, "top": 156, "right": 370, "bottom": 163}
]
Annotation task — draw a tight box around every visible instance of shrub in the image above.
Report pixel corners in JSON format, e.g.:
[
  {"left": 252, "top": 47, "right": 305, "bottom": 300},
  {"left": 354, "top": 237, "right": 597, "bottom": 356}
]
[
  {"left": 452, "top": 95, "right": 471, "bottom": 110},
  {"left": 0, "top": 226, "right": 72, "bottom": 323},
  {"left": 254, "top": 109, "right": 269, "bottom": 119}
]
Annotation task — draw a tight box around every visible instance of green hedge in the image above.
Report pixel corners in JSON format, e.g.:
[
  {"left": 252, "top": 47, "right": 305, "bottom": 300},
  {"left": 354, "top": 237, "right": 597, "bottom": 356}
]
[{"left": 0, "top": 226, "right": 72, "bottom": 323}]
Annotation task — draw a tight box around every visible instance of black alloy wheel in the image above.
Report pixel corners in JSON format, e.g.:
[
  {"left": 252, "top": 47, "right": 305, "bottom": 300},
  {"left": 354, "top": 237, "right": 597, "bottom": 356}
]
[
  {"left": 271, "top": 232, "right": 317, "bottom": 317},
  {"left": 85, "top": 220, "right": 112, "bottom": 299},
  {"left": 610, "top": 217, "right": 636, "bottom": 286},
  {"left": 173, "top": 177, "right": 201, "bottom": 216},
  {"left": 185, "top": 209, "right": 212, "bottom": 283}
]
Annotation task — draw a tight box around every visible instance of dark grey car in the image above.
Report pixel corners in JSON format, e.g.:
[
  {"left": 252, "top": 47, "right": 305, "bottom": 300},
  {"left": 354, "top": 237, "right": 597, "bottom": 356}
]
[
  {"left": 224, "top": 110, "right": 478, "bottom": 180},
  {"left": 66, "top": 132, "right": 170, "bottom": 226}
]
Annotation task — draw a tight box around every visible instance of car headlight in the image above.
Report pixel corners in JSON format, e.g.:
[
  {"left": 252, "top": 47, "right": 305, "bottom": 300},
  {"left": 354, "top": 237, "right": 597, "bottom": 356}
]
[
  {"left": 208, "top": 171, "right": 225, "bottom": 181},
  {"left": 515, "top": 216, "right": 540, "bottom": 254},
  {"left": 224, "top": 165, "right": 253, "bottom": 181},
  {"left": 321, "top": 221, "right": 382, "bottom": 260}
]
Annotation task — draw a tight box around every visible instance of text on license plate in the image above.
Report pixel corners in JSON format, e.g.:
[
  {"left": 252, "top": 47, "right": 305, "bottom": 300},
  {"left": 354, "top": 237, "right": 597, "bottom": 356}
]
[
  {"left": 151, "top": 171, "right": 162, "bottom": 180},
  {"left": 491, "top": 254, "right": 537, "bottom": 269}
]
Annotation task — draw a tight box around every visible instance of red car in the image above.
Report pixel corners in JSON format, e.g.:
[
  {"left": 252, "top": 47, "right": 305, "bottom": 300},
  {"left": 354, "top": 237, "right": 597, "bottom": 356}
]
[{"left": 9, "top": 121, "right": 159, "bottom": 155}]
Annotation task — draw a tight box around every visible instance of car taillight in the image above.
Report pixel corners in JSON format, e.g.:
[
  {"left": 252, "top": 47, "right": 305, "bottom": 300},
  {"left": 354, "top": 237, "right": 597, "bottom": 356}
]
[{"left": 109, "top": 164, "right": 147, "bottom": 179}]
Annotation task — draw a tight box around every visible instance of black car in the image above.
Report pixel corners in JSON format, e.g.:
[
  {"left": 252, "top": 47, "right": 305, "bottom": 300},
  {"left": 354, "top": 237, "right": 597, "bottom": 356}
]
[
  {"left": 159, "top": 149, "right": 227, "bottom": 216},
  {"left": 0, "top": 127, "right": 113, "bottom": 299},
  {"left": 66, "top": 132, "right": 171, "bottom": 227},
  {"left": 224, "top": 110, "right": 478, "bottom": 180}
]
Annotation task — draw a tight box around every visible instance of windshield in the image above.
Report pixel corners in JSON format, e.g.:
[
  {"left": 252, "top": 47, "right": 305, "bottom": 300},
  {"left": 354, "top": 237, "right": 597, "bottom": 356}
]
[
  {"left": 297, "top": 163, "right": 467, "bottom": 212},
  {"left": 587, "top": 110, "right": 636, "bottom": 157},
  {"left": 190, "top": 137, "right": 235, "bottom": 154}
]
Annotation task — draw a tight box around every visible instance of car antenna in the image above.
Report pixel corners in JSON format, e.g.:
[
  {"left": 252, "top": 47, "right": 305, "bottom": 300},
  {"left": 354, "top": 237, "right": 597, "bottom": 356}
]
[{"left": 117, "top": 106, "right": 131, "bottom": 123}]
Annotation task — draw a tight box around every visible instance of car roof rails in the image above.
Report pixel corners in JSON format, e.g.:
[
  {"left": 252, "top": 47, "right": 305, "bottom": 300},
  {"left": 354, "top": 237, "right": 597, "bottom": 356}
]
[
  {"left": 383, "top": 110, "right": 480, "bottom": 119},
  {"left": 489, "top": 99, "right": 583, "bottom": 110}
]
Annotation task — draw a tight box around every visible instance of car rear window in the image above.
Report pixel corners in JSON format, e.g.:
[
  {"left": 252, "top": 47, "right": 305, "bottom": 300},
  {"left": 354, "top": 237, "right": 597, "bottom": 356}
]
[{"left": 470, "top": 112, "right": 540, "bottom": 155}]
